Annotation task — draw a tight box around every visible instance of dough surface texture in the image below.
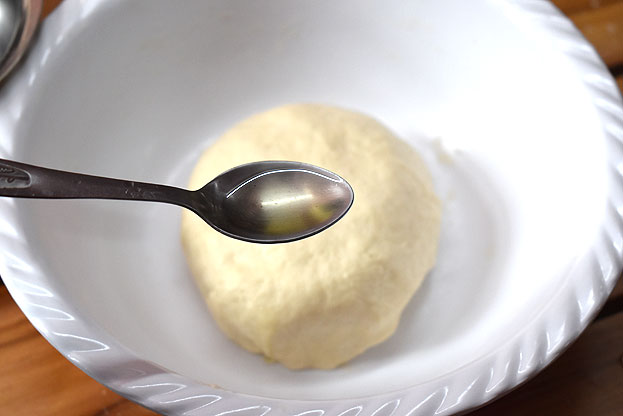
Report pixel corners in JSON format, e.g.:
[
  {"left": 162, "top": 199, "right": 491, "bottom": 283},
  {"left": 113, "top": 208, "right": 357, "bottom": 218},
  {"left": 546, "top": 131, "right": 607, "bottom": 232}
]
[{"left": 181, "top": 104, "right": 441, "bottom": 369}]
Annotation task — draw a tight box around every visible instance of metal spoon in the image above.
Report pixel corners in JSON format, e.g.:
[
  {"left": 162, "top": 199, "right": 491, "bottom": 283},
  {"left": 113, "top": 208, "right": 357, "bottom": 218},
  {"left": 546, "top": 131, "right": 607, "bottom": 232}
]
[
  {"left": 0, "top": 0, "right": 41, "bottom": 82},
  {"left": 0, "top": 158, "right": 354, "bottom": 243}
]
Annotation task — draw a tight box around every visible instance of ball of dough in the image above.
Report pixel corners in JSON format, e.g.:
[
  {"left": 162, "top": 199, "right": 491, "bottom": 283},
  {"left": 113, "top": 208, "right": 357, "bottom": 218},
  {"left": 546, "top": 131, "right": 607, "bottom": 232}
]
[{"left": 181, "top": 104, "right": 441, "bottom": 369}]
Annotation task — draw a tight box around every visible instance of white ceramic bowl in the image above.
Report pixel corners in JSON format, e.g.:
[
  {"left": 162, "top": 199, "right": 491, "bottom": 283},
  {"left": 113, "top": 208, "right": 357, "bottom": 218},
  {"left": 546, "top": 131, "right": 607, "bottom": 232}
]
[{"left": 1, "top": 0, "right": 622, "bottom": 415}]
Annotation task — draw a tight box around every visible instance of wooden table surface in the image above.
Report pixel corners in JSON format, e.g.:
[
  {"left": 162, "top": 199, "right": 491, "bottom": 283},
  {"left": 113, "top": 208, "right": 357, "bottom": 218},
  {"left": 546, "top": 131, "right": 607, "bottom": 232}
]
[{"left": 1, "top": 0, "right": 622, "bottom": 415}]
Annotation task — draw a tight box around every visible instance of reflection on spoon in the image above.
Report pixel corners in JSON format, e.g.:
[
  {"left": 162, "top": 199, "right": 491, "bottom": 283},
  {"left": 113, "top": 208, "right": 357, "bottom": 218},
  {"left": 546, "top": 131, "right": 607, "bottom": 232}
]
[{"left": 214, "top": 164, "right": 353, "bottom": 241}]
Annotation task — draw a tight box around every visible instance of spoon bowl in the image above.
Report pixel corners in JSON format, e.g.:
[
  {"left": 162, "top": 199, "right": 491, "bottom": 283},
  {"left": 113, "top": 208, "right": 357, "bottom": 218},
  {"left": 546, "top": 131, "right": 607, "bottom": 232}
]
[
  {"left": 198, "top": 161, "right": 354, "bottom": 243},
  {"left": 0, "top": 158, "right": 354, "bottom": 243}
]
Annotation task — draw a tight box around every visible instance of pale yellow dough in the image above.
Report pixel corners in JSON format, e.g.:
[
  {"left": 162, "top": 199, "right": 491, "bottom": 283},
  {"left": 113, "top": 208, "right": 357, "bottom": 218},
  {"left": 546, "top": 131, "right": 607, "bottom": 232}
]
[{"left": 181, "top": 104, "right": 441, "bottom": 369}]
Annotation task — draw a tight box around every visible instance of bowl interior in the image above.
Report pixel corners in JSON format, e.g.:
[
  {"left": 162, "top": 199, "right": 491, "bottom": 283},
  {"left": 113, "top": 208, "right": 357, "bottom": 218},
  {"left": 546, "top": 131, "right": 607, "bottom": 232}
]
[{"left": 9, "top": 0, "right": 609, "bottom": 400}]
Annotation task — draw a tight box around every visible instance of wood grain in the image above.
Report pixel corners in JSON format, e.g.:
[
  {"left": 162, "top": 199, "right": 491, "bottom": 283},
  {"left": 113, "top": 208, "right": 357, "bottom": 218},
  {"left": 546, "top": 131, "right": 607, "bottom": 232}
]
[
  {"left": 568, "top": 2, "right": 623, "bottom": 67},
  {"left": 41, "top": 0, "right": 62, "bottom": 19},
  {"left": 612, "top": 271, "right": 623, "bottom": 297},
  {"left": 552, "top": 0, "right": 623, "bottom": 15}
]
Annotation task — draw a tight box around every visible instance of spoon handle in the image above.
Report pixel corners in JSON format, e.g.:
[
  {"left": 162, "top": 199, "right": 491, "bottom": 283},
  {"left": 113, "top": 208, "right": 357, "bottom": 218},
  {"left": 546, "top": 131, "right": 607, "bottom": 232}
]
[{"left": 0, "top": 158, "right": 192, "bottom": 207}]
